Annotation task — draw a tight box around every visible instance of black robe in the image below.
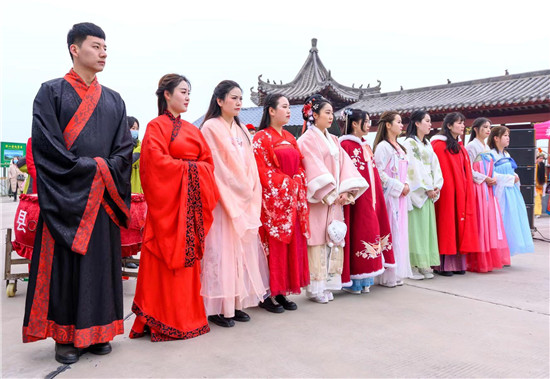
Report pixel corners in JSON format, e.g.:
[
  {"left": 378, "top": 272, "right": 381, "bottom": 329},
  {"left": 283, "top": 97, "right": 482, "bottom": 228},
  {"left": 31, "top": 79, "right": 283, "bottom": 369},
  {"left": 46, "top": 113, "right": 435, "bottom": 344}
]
[{"left": 23, "top": 72, "right": 132, "bottom": 348}]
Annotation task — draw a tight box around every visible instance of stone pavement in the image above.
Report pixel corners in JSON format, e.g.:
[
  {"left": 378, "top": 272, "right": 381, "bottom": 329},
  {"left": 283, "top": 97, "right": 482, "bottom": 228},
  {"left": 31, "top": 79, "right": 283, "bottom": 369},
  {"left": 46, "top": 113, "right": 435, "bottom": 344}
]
[{"left": 1, "top": 196, "right": 549, "bottom": 378}]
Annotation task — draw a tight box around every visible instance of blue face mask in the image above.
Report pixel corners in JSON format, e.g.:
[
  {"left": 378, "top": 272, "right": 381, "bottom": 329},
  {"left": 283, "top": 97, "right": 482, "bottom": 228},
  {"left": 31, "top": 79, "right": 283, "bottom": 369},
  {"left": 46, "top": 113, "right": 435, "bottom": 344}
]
[{"left": 130, "top": 130, "right": 139, "bottom": 140}]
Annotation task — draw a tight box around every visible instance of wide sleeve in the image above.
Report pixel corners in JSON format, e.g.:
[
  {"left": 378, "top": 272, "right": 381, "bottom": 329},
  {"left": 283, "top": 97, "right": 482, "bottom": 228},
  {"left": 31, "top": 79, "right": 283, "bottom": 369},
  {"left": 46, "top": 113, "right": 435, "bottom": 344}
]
[
  {"left": 140, "top": 120, "right": 219, "bottom": 270},
  {"left": 32, "top": 82, "right": 131, "bottom": 251},
  {"left": 430, "top": 145, "right": 444, "bottom": 202},
  {"left": 374, "top": 142, "right": 404, "bottom": 198},
  {"left": 404, "top": 138, "right": 428, "bottom": 207},
  {"left": 492, "top": 152, "right": 516, "bottom": 188},
  {"left": 298, "top": 131, "right": 337, "bottom": 204},
  {"left": 252, "top": 131, "right": 299, "bottom": 243},
  {"left": 338, "top": 142, "right": 368, "bottom": 202},
  {"left": 466, "top": 143, "right": 487, "bottom": 184},
  {"left": 201, "top": 120, "right": 261, "bottom": 238}
]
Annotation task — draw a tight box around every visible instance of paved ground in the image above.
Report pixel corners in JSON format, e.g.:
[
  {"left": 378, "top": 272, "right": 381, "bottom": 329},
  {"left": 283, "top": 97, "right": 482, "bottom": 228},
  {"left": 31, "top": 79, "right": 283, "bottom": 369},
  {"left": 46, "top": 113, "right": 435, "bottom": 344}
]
[{"left": 1, "top": 196, "right": 549, "bottom": 378}]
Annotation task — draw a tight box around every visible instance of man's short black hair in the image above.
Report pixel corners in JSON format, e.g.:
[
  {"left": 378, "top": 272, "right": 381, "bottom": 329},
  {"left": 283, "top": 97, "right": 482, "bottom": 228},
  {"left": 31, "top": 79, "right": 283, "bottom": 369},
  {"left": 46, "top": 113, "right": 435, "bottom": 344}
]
[{"left": 67, "top": 22, "right": 106, "bottom": 60}]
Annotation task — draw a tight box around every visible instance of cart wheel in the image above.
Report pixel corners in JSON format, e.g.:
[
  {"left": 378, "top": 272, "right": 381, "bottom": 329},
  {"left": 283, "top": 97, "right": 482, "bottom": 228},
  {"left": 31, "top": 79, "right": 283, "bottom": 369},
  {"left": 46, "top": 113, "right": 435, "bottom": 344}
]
[{"left": 6, "top": 283, "right": 16, "bottom": 297}]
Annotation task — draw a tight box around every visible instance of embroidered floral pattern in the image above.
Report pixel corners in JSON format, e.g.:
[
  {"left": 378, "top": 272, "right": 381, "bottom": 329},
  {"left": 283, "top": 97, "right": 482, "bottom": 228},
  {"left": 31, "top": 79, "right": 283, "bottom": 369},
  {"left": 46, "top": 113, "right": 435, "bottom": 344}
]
[
  {"left": 355, "top": 239, "right": 382, "bottom": 259},
  {"left": 350, "top": 147, "right": 366, "bottom": 171},
  {"left": 253, "top": 129, "right": 310, "bottom": 244}
]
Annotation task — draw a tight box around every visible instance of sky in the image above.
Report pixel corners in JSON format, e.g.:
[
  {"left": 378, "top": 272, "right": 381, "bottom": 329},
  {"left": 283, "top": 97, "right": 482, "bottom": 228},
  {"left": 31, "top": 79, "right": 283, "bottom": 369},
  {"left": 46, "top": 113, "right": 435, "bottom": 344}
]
[{"left": 1, "top": 0, "right": 549, "bottom": 144}]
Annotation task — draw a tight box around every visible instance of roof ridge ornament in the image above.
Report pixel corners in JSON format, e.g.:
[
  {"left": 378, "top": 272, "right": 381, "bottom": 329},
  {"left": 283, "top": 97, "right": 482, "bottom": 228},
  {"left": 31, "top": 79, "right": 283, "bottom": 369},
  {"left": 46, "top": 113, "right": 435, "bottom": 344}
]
[{"left": 310, "top": 38, "right": 318, "bottom": 53}]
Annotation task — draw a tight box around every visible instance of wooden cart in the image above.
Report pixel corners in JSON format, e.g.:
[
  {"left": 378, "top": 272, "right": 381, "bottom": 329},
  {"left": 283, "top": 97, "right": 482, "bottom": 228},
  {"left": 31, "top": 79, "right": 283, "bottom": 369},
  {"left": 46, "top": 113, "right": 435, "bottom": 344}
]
[{"left": 4, "top": 228, "right": 30, "bottom": 297}]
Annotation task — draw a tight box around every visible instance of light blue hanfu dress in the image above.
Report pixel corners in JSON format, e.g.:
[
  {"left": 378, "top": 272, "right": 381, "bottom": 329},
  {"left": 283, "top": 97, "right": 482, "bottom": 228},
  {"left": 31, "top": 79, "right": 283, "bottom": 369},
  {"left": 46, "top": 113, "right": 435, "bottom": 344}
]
[{"left": 491, "top": 149, "right": 534, "bottom": 255}]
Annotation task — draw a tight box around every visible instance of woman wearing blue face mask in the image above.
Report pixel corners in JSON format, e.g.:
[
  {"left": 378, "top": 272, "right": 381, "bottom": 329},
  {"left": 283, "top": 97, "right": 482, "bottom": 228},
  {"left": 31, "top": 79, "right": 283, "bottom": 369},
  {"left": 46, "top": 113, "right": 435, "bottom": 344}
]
[
  {"left": 128, "top": 116, "right": 143, "bottom": 194},
  {"left": 122, "top": 116, "right": 145, "bottom": 269}
]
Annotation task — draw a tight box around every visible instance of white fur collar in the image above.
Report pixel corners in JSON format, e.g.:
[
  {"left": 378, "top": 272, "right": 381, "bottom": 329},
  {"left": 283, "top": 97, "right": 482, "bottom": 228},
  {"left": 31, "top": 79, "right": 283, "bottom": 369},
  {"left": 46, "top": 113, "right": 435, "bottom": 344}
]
[
  {"left": 430, "top": 135, "right": 463, "bottom": 143},
  {"left": 430, "top": 135, "right": 447, "bottom": 143},
  {"left": 338, "top": 134, "right": 368, "bottom": 146}
]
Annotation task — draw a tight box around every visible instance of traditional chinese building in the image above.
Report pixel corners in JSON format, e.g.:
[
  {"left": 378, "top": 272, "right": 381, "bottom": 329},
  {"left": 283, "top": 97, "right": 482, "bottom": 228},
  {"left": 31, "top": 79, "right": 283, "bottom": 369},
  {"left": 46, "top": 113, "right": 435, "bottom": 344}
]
[
  {"left": 250, "top": 38, "right": 380, "bottom": 109},
  {"left": 195, "top": 39, "right": 550, "bottom": 136}
]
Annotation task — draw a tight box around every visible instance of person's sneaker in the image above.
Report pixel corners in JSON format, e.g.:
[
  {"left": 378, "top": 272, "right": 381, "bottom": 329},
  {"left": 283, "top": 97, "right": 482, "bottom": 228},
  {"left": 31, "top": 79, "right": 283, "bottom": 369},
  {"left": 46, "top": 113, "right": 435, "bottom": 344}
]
[
  {"left": 342, "top": 287, "right": 361, "bottom": 295},
  {"left": 453, "top": 270, "right": 466, "bottom": 275},
  {"left": 307, "top": 293, "right": 328, "bottom": 304},
  {"left": 418, "top": 267, "right": 435, "bottom": 279},
  {"left": 259, "top": 297, "right": 284, "bottom": 313},
  {"left": 379, "top": 282, "right": 397, "bottom": 288},
  {"left": 55, "top": 343, "right": 80, "bottom": 364},
  {"left": 274, "top": 295, "right": 297, "bottom": 311},
  {"left": 396, "top": 280, "right": 404, "bottom": 286},
  {"left": 435, "top": 270, "right": 453, "bottom": 277},
  {"left": 408, "top": 267, "right": 424, "bottom": 280},
  {"left": 361, "top": 286, "right": 370, "bottom": 293},
  {"left": 125, "top": 262, "right": 139, "bottom": 269},
  {"left": 324, "top": 291, "right": 334, "bottom": 301}
]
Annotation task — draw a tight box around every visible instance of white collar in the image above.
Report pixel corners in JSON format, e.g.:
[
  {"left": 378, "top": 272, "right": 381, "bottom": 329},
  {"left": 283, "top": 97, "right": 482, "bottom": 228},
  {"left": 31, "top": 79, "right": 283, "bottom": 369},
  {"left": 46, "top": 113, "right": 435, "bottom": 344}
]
[
  {"left": 312, "top": 127, "right": 338, "bottom": 157},
  {"left": 430, "top": 135, "right": 447, "bottom": 143},
  {"left": 338, "top": 134, "right": 368, "bottom": 146}
]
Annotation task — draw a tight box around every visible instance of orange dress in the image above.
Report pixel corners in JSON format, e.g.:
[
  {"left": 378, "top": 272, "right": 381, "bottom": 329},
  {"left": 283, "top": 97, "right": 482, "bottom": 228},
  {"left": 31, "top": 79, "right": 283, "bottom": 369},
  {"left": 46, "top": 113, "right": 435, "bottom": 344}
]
[{"left": 130, "top": 112, "right": 219, "bottom": 341}]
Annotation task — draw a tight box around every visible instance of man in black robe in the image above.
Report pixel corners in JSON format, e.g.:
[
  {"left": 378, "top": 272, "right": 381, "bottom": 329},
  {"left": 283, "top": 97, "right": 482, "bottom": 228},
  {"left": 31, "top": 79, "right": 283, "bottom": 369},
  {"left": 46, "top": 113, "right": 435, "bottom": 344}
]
[{"left": 23, "top": 22, "right": 132, "bottom": 364}]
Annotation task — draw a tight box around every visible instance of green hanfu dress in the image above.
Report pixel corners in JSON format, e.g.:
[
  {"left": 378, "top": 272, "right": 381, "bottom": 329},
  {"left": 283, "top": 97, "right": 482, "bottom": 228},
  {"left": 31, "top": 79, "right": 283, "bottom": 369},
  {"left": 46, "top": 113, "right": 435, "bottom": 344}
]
[{"left": 403, "top": 136, "right": 443, "bottom": 268}]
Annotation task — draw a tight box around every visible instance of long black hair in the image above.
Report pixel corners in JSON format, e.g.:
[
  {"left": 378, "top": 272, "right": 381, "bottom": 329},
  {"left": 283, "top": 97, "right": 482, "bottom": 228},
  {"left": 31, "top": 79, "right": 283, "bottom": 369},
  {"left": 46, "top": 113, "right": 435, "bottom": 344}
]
[
  {"left": 201, "top": 80, "right": 242, "bottom": 127},
  {"left": 438, "top": 112, "right": 465, "bottom": 154},
  {"left": 468, "top": 117, "right": 491, "bottom": 143},
  {"left": 405, "top": 110, "right": 429, "bottom": 144},
  {"left": 258, "top": 93, "right": 285, "bottom": 131},
  {"left": 373, "top": 111, "right": 406, "bottom": 153},
  {"left": 342, "top": 108, "right": 368, "bottom": 135}
]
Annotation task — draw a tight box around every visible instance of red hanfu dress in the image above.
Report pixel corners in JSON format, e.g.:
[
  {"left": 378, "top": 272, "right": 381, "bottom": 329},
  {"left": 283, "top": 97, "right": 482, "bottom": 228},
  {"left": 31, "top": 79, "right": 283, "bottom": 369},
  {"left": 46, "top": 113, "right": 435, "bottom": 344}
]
[
  {"left": 130, "top": 112, "right": 219, "bottom": 342},
  {"left": 253, "top": 127, "right": 310, "bottom": 296},
  {"left": 339, "top": 135, "right": 395, "bottom": 287},
  {"left": 431, "top": 136, "right": 479, "bottom": 271}
]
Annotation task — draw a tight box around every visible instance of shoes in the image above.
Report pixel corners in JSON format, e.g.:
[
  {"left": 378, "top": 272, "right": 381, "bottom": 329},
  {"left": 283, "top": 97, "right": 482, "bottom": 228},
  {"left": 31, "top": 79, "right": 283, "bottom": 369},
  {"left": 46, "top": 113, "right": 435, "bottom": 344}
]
[
  {"left": 274, "top": 295, "right": 297, "bottom": 311},
  {"left": 342, "top": 287, "right": 361, "bottom": 295},
  {"left": 232, "top": 310, "right": 250, "bottom": 322},
  {"left": 453, "top": 270, "right": 466, "bottom": 275},
  {"left": 324, "top": 291, "right": 334, "bottom": 301},
  {"left": 88, "top": 342, "right": 112, "bottom": 355},
  {"left": 361, "top": 286, "right": 370, "bottom": 293},
  {"left": 124, "top": 262, "right": 139, "bottom": 269},
  {"left": 379, "top": 282, "right": 397, "bottom": 288},
  {"left": 259, "top": 297, "right": 285, "bottom": 313},
  {"left": 395, "top": 280, "right": 404, "bottom": 286},
  {"left": 435, "top": 270, "right": 453, "bottom": 277},
  {"left": 55, "top": 343, "right": 80, "bottom": 364},
  {"left": 409, "top": 267, "right": 425, "bottom": 280},
  {"left": 307, "top": 293, "right": 328, "bottom": 304},
  {"left": 418, "top": 267, "right": 434, "bottom": 279},
  {"left": 208, "top": 314, "right": 235, "bottom": 327}
]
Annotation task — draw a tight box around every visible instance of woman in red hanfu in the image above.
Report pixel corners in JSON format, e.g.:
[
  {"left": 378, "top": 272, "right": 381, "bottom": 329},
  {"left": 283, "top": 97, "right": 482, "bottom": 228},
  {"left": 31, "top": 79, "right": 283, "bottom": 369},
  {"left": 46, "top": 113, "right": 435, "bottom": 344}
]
[
  {"left": 253, "top": 94, "right": 310, "bottom": 313},
  {"left": 338, "top": 108, "right": 395, "bottom": 294},
  {"left": 130, "top": 74, "right": 219, "bottom": 341},
  {"left": 431, "top": 112, "right": 479, "bottom": 276}
]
